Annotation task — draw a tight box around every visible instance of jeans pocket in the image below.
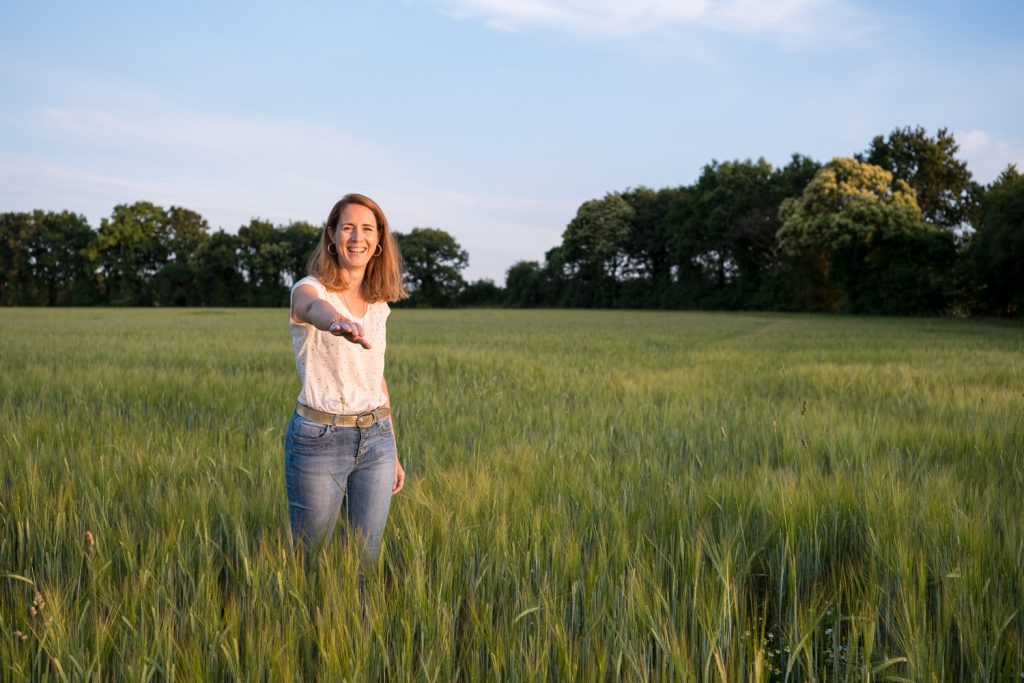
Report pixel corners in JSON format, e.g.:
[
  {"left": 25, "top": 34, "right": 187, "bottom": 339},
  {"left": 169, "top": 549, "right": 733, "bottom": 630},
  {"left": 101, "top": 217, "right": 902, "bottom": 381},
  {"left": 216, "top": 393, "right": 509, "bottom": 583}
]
[
  {"left": 289, "top": 414, "right": 335, "bottom": 448},
  {"left": 378, "top": 417, "right": 393, "bottom": 437}
]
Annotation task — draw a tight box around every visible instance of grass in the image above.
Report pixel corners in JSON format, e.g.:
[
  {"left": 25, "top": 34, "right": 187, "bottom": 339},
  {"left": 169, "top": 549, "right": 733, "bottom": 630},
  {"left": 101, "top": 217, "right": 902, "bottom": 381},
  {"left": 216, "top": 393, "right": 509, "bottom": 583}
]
[{"left": 1, "top": 308, "right": 1022, "bottom": 681}]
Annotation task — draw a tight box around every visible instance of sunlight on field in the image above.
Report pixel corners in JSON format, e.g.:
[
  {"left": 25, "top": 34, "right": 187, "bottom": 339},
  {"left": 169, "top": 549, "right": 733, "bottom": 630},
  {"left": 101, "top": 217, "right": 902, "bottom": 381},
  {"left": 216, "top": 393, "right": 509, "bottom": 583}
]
[{"left": 1, "top": 309, "right": 1022, "bottom": 680}]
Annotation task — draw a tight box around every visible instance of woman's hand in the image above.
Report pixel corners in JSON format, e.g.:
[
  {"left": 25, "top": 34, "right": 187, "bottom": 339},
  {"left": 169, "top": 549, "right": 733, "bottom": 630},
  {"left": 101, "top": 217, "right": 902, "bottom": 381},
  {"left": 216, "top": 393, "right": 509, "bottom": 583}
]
[
  {"left": 329, "top": 319, "right": 372, "bottom": 349},
  {"left": 393, "top": 457, "right": 405, "bottom": 494}
]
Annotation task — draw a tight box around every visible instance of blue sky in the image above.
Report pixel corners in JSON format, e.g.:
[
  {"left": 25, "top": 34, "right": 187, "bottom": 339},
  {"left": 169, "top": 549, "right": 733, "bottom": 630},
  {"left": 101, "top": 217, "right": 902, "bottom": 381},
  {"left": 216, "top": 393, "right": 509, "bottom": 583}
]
[{"left": 2, "top": 0, "right": 1022, "bottom": 282}]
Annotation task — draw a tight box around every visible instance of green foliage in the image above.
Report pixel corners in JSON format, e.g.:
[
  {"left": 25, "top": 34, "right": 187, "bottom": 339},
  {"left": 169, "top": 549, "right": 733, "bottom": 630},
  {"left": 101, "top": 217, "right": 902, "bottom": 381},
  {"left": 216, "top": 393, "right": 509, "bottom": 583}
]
[
  {"left": 0, "top": 206, "right": 323, "bottom": 307},
  {"left": 778, "top": 157, "right": 953, "bottom": 313},
  {"left": 191, "top": 230, "right": 247, "bottom": 306},
  {"left": 666, "top": 159, "right": 781, "bottom": 308},
  {"left": 620, "top": 186, "right": 676, "bottom": 295},
  {"left": 0, "top": 309, "right": 1021, "bottom": 679},
  {"left": 456, "top": 278, "right": 503, "bottom": 307},
  {"left": 93, "top": 201, "right": 171, "bottom": 305},
  {"left": 237, "top": 219, "right": 290, "bottom": 307},
  {"left": 394, "top": 227, "right": 469, "bottom": 307},
  {"left": 0, "top": 210, "right": 97, "bottom": 305},
  {"left": 859, "top": 126, "right": 975, "bottom": 230},
  {"left": 561, "top": 193, "right": 635, "bottom": 307},
  {"left": 280, "top": 221, "right": 321, "bottom": 285},
  {"left": 0, "top": 212, "right": 34, "bottom": 305},
  {"left": 504, "top": 260, "right": 544, "bottom": 307},
  {"left": 165, "top": 206, "right": 209, "bottom": 261},
  {"left": 967, "top": 165, "right": 1024, "bottom": 315}
]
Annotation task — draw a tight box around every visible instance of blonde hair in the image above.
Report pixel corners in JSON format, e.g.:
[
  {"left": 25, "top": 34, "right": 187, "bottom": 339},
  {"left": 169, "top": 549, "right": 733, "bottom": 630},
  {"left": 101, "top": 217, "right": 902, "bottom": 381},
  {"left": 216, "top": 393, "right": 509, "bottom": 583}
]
[{"left": 308, "top": 193, "right": 408, "bottom": 302}]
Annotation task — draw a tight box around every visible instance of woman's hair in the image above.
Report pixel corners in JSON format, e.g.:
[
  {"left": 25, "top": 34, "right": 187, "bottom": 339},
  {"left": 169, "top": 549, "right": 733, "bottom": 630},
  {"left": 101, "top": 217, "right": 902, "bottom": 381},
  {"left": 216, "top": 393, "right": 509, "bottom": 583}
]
[{"left": 308, "top": 193, "right": 409, "bottom": 302}]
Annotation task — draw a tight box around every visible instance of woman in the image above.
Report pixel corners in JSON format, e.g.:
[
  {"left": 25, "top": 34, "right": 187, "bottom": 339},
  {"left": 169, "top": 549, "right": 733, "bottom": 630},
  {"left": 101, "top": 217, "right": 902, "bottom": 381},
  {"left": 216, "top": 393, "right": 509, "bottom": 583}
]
[{"left": 285, "top": 193, "right": 407, "bottom": 561}]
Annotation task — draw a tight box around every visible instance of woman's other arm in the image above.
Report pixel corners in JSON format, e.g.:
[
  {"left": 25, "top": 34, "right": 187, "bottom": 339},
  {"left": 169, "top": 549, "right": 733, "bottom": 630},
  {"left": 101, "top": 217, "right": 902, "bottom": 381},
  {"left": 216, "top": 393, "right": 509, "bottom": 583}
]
[{"left": 382, "top": 377, "right": 405, "bottom": 494}]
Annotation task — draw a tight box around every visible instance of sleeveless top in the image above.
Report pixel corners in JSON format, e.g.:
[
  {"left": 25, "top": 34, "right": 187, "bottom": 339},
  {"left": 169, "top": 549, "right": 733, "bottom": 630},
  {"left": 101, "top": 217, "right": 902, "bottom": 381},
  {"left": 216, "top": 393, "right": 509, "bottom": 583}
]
[{"left": 290, "top": 275, "right": 390, "bottom": 414}]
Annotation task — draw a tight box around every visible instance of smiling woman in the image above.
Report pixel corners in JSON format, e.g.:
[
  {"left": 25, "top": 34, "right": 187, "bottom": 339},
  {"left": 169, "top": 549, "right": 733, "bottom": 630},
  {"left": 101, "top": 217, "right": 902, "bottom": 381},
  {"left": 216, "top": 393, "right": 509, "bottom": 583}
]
[{"left": 284, "top": 193, "right": 409, "bottom": 562}]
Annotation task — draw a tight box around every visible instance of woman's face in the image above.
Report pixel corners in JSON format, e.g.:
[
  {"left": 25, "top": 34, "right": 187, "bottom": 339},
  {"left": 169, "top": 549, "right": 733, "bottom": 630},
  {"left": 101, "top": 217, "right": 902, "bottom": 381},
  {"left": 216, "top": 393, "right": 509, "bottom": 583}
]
[{"left": 332, "top": 203, "right": 380, "bottom": 271}]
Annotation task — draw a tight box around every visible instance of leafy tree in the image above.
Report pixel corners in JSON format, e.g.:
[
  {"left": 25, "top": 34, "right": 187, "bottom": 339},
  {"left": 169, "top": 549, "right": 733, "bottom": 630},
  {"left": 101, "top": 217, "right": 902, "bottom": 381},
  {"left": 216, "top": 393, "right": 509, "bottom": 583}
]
[
  {"left": 192, "top": 230, "right": 246, "bottom": 306},
  {"left": 778, "top": 157, "right": 954, "bottom": 313},
  {"left": 237, "top": 218, "right": 289, "bottom": 306},
  {"left": 152, "top": 260, "right": 197, "bottom": 306},
  {"left": 457, "top": 279, "right": 503, "bottom": 307},
  {"left": 165, "top": 207, "right": 209, "bottom": 261},
  {"left": 660, "top": 156, "right": 821, "bottom": 310},
  {"left": 505, "top": 260, "right": 544, "bottom": 307},
  {"left": 967, "top": 166, "right": 1024, "bottom": 315},
  {"left": 394, "top": 228, "right": 468, "bottom": 307},
  {"left": 150, "top": 207, "right": 211, "bottom": 306},
  {"left": 668, "top": 159, "right": 778, "bottom": 308},
  {"left": 531, "top": 246, "right": 570, "bottom": 307},
  {"left": 560, "top": 193, "right": 635, "bottom": 307},
  {"left": 280, "top": 221, "right": 321, "bottom": 285},
  {"left": 620, "top": 188, "right": 673, "bottom": 279},
  {"left": 30, "top": 211, "right": 98, "bottom": 305},
  {"left": 1, "top": 212, "right": 40, "bottom": 305},
  {"left": 858, "top": 126, "right": 974, "bottom": 231},
  {"left": 93, "top": 201, "right": 170, "bottom": 305},
  {"left": 754, "top": 155, "right": 823, "bottom": 310}
]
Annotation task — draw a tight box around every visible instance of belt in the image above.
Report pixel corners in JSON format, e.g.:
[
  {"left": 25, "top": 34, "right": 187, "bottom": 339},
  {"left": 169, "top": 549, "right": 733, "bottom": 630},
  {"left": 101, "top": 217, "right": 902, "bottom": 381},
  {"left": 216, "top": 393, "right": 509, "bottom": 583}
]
[{"left": 296, "top": 403, "right": 390, "bottom": 428}]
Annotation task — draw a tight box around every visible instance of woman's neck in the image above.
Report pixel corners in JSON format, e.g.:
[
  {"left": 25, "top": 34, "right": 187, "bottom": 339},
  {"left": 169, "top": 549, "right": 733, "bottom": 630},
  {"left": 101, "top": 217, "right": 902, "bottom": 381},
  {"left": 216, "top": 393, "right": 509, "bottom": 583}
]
[{"left": 338, "top": 268, "right": 366, "bottom": 295}]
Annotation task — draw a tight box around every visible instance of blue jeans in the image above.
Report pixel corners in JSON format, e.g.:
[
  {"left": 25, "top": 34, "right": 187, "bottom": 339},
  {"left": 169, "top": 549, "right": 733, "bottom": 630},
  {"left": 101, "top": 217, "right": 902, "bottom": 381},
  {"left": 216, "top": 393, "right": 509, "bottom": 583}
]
[{"left": 284, "top": 411, "right": 397, "bottom": 560}]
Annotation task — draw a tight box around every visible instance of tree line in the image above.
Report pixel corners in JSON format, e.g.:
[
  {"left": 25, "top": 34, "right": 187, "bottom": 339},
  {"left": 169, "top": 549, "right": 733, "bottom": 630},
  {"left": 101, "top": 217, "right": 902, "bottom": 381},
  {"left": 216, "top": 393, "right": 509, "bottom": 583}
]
[
  {"left": 2, "top": 126, "right": 1021, "bottom": 315},
  {"left": 0, "top": 204, "right": 484, "bottom": 308},
  {"left": 505, "top": 127, "right": 1022, "bottom": 316}
]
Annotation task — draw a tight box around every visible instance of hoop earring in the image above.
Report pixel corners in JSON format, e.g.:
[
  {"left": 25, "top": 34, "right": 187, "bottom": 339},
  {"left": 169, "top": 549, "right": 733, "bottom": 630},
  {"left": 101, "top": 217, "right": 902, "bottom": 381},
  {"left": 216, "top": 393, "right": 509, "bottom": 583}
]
[
  {"left": 327, "top": 242, "right": 338, "bottom": 256},
  {"left": 373, "top": 244, "right": 383, "bottom": 257}
]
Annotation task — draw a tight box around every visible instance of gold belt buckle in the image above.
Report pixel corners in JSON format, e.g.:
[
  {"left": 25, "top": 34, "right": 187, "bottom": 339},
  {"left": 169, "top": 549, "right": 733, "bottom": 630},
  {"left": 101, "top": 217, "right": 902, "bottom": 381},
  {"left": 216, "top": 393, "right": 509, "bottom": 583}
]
[{"left": 356, "top": 411, "right": 376, "bottom": 428}]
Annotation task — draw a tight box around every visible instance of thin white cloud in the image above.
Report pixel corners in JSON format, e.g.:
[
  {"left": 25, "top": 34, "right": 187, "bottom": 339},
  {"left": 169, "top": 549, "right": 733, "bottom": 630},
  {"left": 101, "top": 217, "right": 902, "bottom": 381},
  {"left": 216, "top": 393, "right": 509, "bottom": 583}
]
[
  {"left": 39, "top": 105, "right": 406, "bottom": 174},
  {"left": 435, "top": 0, "right": 868, "bottom": 46},
  {"left": 957, "top": 130, "right": 1024, "bottom": 184}
]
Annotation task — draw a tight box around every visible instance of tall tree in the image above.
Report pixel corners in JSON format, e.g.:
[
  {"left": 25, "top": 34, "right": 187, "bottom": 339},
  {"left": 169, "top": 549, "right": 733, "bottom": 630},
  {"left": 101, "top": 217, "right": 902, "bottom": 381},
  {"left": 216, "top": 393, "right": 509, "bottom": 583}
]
[
  {"left": 505, "top": 260, "right": 543, "bottom": 307},
  {"left": 659, "top": 157, "right": 820, "bottom": 310},
  {"left": 280, "top": 221, "right": 321, "bottom": 285},
  {"left": 778, "top": 157, "right": 954, "bottom": 313},
  {"left": 561, "top": 193, "right": 634, "bottom": 307},
  {"left": 30, "top": 211, "right": 98, "bottom": 305},
  {"left": 457, "top": 279, "right": 503, "bottom": 307},
  {"left": 152, "top": 207, "right": 210, "bottom": 306},
  {"left": 0, "top": 212, "right": 39, "bottom": 305},
  {"left": 192, "top": 230, "right": 246, "bottom": 306},
  {"left": 93, "top": 201, "right": 170, "bottom": 305},
  {"left": 967, "top": 165, "right": 1024, "bottom": 315},
  {"left": 858, "top": 126, "right": 974, "bottom": 231},
  {"left": 237, "top": 218, "right": 289, "bottom": 306},
  {"left": 165, "top": 207, "right": 209, "bottom": 261},
  {"left": 618, "top": 186, "right": 679, "bottom": 307},
  {"left": 672, "top": 159, "right": 778, "bottom": 307},
  {"left": 394, "top": 227, "right": 468, "bottom": 307}
]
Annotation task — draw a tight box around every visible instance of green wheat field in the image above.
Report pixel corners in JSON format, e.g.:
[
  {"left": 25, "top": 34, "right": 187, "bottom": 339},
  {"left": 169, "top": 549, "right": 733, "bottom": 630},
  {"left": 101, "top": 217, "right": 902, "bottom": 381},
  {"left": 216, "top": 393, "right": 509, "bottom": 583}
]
[{"left": 1, "top": 308, "right": 1022, "bottom": 681}]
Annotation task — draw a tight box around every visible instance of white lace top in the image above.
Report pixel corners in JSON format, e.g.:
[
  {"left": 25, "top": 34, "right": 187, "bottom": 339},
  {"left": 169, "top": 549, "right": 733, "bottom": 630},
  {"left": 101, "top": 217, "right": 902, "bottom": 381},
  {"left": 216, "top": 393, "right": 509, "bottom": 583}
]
[{"left": 289, "top": 275, "right": 390, "bottom": 415}]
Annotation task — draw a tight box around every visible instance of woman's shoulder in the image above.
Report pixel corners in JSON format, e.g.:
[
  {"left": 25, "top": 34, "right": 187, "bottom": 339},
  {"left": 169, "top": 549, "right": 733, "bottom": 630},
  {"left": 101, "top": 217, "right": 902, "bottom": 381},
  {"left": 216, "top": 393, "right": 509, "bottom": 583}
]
[{"left": 292, "top": 275, "right": 327, "bottom": 296}]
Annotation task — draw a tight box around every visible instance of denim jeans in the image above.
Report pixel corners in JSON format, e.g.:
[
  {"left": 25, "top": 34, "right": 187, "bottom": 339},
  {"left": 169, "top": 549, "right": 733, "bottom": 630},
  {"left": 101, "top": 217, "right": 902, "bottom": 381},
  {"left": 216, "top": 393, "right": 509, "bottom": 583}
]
[{"left": 284, "top": 411, "right": 397, "bottom": 560}]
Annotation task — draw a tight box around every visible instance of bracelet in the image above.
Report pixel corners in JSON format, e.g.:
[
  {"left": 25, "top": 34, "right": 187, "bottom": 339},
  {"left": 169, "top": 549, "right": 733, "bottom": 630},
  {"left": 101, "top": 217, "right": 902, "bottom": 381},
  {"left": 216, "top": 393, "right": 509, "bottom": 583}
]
[{"left": 328, "top": 315, "right": 349, "bottom": 330}]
